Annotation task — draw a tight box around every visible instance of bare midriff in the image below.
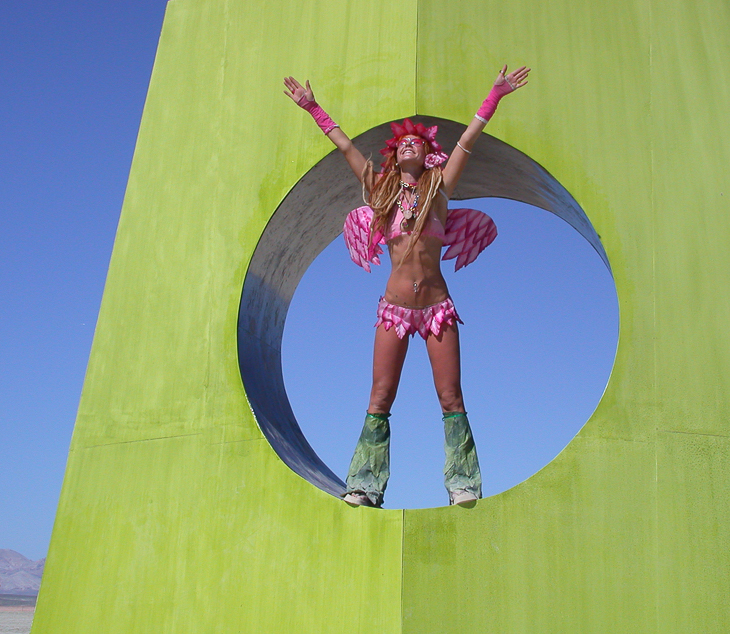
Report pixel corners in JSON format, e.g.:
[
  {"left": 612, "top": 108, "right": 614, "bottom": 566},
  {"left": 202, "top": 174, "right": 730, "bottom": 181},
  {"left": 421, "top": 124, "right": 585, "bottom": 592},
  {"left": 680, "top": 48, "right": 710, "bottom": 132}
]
[{"left": 383, "top": 198, "right": 450, "bottom": 308}]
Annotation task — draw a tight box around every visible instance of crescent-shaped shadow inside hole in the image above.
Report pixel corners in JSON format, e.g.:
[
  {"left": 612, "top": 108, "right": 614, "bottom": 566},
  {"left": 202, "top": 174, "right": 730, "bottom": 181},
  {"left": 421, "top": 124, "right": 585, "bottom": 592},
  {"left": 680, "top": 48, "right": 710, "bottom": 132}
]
[{"left": 237, "top": 117, "right": 609, "bottom": 499}]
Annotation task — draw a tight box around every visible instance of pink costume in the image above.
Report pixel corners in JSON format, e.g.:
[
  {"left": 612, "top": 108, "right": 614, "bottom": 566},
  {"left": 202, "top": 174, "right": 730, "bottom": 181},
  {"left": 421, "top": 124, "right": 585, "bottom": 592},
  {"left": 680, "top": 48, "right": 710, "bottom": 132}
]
[
  {"left": 341, "top": 117, "right": 498, "bottom": 341},
  {"left": 344, "top": 205, "right": 497, "bottom": 273},
  {"left": 384, "top": 198, "right": 447, "bottom": 243},
  {"left": 344, "top": 201, "right": 496, "bottom": 340},
  {"left": 375, "top": 296, "right": 463, "bottom": 340},
  {"left": 377, "top": 202, "right": 462, "bottom": 339}
]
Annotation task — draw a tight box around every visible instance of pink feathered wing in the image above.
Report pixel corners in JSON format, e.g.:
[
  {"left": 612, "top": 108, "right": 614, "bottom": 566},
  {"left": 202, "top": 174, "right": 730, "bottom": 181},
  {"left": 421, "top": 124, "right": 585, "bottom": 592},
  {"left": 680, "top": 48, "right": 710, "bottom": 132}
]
[
  {"left": 442, "top": 207, "right": 498, "bottom": 271},
  {"left": 342, "top": 206, "right": 384, "bottom": 272},
  {"left": 343, "top": 206, "right": 496, "bottom": 272}
]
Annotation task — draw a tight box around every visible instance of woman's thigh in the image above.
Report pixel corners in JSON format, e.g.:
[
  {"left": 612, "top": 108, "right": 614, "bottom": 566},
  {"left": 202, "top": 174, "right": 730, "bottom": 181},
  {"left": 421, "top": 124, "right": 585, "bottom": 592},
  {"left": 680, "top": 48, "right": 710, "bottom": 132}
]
[
  {"left": 425, "top": 322, "right": 465, "bottom": 412},
  {"left": 369, "top": 325, "right": 410, "bottom": 412}
]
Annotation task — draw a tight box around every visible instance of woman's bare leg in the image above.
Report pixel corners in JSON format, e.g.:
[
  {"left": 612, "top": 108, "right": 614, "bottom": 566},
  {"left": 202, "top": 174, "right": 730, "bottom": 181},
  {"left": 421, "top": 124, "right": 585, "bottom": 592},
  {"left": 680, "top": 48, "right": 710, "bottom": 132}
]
[
  {"left": 369, "top": 325, "right": 410, "bottom": 413},
  {"left": 425, "top": 322, "right": 465, "bottom": 413},
  {"left": 426, "top": 322, "right": 482, "bottom": 503},
  {"left": 345, "top": 326, "right": 409, "bottom": 506}
]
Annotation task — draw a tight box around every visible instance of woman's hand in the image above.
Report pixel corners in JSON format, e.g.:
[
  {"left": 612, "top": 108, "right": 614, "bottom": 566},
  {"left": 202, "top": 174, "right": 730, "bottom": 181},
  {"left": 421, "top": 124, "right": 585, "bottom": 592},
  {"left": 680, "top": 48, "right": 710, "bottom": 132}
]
[
  {"left": 494, "top": 65, "right": 530, "bottom": 93},
  {"left": 443, "top": 63, "right": 530, "bottom": 195},
  {"left": 283, "top": 75, "right": 367, "bottom": 181},
  {"left": 283, "top": 76, "right": 315, "bottom": 106}
]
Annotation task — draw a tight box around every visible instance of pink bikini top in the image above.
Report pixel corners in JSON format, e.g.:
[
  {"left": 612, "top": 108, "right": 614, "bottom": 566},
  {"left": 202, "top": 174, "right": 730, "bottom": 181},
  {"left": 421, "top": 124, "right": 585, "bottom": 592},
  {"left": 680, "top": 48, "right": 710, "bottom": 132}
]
[{"left": 384, "top": 189, "right": 448, "bottom": 243}]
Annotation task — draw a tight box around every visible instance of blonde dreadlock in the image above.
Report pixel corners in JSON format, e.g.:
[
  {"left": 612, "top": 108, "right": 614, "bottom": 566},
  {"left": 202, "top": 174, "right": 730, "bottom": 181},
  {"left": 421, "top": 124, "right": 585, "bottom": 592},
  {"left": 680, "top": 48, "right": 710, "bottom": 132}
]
[{"left": 361, "top": 146, "right": 444, "bottom": 268}]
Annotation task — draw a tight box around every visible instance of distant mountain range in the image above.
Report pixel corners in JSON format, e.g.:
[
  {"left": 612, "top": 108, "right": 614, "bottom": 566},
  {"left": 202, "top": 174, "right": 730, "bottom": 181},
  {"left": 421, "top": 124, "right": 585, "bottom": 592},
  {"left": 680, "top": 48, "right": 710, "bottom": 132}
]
[{"left": 0, "top": 550, "right": 45, "bottom": 596}]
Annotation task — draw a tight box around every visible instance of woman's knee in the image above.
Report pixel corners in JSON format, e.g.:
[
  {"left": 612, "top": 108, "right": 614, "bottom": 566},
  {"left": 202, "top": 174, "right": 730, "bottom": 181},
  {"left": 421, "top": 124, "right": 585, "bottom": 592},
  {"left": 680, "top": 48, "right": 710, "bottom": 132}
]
[
  {"left": 437, "top": 387, "right": 464, "bottom": 412},
  {"left": 369, "top": 383, "right": 397, "bottom": 412}
]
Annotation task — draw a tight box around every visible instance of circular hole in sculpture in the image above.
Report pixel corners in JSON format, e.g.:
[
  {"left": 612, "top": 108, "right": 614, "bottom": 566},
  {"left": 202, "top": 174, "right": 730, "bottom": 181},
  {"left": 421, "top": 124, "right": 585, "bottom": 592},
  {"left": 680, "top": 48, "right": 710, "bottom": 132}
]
[
  {"left": 238, "top": 118, "right": 619, "bottom": 509},
  {"left": 283, "top": 199, "right": 617, "bottom": 509}
]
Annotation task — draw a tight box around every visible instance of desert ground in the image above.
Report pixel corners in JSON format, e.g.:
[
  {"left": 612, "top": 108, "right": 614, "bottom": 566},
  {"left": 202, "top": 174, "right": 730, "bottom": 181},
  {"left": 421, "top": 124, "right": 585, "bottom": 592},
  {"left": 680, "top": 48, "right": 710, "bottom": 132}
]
[{"left": 0, "top": 607, "right": 34, "bottom": 634}]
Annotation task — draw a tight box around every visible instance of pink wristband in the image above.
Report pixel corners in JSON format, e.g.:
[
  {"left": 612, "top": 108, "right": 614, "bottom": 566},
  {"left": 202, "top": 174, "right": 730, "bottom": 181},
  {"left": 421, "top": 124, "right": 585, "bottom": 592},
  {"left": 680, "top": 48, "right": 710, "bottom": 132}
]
[
  {"left": 475, "top": 81, "right": 514, "bottom": 124},
  {"left": 297, "top": 95, "right": 339, "bottom": 135}
]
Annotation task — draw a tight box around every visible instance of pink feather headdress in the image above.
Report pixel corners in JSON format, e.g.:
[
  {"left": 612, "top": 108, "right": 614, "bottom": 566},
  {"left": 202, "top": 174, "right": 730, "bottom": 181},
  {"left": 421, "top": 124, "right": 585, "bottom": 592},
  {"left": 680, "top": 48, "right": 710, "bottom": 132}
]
[{"left": 380, "top": 118, "right": 449, "bottom": 170}]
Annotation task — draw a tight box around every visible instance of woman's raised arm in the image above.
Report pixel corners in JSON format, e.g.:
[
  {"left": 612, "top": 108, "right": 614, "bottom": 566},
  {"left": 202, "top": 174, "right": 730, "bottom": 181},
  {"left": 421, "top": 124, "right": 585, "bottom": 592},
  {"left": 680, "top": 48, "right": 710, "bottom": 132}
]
[
  {"left": 441, "top": 65, "right": 530, "bottom": 197},
  {"left": 284, "top": 76, "right": 368, "bottom": 183}
]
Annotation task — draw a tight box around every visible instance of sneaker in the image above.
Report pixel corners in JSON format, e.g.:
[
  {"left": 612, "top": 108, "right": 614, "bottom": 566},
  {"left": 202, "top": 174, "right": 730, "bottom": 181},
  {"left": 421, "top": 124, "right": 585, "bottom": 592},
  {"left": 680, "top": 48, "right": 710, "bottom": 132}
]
[
  {"left": 449, "top": 489, "right": 478, "bottom": 506},
  {"left": 344, "top": 492, "right": 375, "bottom": 507}
]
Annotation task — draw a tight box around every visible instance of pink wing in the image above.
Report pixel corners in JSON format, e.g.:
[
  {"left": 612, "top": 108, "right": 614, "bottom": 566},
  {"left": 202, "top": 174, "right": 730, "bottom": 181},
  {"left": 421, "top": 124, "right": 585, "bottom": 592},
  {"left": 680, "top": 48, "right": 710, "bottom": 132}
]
[
  {"left": 343, "top": 206, "right": 385, "bottom": 272},
  {"left": 442, "top": 208, "right": 498, "bottom": 271}
]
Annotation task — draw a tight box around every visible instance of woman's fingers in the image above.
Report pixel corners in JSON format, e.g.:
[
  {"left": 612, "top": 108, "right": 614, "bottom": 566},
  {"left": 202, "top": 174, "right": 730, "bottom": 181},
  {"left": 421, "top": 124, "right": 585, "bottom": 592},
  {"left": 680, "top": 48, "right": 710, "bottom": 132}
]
[
  {"left": 283, "top": 76, "right": 308, "bottom": 101},
  {"left": 283, "top": 75, "right": 316, "bottom": 104},
  {"left": 283, "top": 76, "right": 302, "bottom": 93},
  {"left": 287, "top": 76, "right": 303, "bottom": 90},
  {"left": 283, "top": 81, "right": 295, "bottom": 101},
  {"left": 506, "top": 66, "right": 531, "bottom": 89},
  {"left": 282, "top": 78, "right": 313, "bottom": 100},
  {"left": 511, "top": 68, "right": 530, "bottom": 83},
  {"left": 494, "top": 65, "right": 508, "bottom": 87}
]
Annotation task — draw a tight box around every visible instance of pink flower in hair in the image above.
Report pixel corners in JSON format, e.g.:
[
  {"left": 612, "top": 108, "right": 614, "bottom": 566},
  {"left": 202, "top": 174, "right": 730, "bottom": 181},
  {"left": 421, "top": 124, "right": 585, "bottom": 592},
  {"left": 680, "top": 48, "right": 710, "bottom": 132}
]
[
  {"left": 424, "top": 151, "right": 448, "bottom": 169},
  {"left": 380, "top": 118, "right": 448, "bottom": 170}
]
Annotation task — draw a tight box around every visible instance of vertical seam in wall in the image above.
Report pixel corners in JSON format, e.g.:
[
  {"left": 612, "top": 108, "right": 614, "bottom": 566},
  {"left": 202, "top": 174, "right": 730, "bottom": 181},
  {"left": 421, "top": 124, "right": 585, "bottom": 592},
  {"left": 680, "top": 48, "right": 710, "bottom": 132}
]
[
  {"left": 649, "top": 1, "right": 659, "bottom": 631},
  {"left": 400, "top": 509, "right": 405, "bottom": 634},
  {"left": 402, "top": 2, "right": 419, "bottom": 629},
  {"left": 414, "top": 0, "right": 419, "bottom": 114}
]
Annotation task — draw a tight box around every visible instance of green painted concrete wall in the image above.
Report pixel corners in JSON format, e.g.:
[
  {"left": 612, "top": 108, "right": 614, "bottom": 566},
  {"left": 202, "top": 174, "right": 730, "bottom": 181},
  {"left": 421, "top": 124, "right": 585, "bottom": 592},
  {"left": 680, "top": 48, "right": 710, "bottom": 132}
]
[{"left": 33, "top": 1, "right": 729, "bottom": 632}]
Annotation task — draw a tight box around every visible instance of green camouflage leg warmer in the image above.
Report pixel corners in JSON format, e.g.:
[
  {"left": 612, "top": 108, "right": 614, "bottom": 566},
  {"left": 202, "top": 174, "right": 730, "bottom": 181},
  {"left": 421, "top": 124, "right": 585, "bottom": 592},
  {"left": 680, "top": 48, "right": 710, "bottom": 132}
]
[
  {"left": 345, "top": 412, "right": 391, "bottom": 508},
  {"left": 443, "top": 411, "right": 482, "bottom": 499}
]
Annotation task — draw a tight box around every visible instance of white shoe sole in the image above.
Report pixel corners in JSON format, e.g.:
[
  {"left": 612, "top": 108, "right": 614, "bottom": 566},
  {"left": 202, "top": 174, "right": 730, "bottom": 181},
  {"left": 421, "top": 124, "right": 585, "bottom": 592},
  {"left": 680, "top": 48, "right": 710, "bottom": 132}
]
[
  {"left": 450, "top": 490, "right": 478, "bottom": 505},
  {"left": 344, "top": 493, "right": 374, "bottom": 507}
]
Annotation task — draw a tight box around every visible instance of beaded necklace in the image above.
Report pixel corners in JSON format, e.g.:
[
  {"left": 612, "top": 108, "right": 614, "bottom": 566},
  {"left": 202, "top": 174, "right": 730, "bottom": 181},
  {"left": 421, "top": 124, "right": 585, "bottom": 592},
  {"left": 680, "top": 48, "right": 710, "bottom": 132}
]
[{"left": 397, "top": 181, "right": 419, "bottom": 232}]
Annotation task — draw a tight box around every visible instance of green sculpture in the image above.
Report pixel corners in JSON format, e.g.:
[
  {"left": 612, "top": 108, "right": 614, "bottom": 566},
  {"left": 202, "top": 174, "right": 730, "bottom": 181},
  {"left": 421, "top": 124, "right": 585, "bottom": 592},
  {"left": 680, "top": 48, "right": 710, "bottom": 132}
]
[{"left": 33, "top": 1, "right": 729, "bottom": 632}]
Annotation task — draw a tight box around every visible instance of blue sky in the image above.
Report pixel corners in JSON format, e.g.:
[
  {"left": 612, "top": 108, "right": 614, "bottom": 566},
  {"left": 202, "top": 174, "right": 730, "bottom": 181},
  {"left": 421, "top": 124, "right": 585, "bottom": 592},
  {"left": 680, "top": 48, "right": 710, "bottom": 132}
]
[
  {"left": 285, "top": 201, "right": 618, "bottom": 511},
  {"left": 1, "top": 2, "right": 168, "bottom": 561},
  {"left": 1, "top": 2, "right": 618, "bottom": 562}
]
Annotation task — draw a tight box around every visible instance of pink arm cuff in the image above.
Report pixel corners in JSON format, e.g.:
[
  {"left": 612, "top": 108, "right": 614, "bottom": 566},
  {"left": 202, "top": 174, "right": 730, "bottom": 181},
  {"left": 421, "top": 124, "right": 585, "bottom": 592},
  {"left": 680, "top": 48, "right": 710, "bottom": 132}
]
[
  {"left": 475, "top": 81, "right": 514, "bottom": 124},
  {"left": 297, "top": 95, "right": 339, "bottom": 135}
]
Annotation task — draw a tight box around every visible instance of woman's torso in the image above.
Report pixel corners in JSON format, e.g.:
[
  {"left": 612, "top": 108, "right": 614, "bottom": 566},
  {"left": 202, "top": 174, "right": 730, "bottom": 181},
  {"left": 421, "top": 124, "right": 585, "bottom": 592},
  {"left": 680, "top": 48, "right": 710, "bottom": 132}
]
[{"left": 383, "top": 190, "right": 449, "bottom": 308}]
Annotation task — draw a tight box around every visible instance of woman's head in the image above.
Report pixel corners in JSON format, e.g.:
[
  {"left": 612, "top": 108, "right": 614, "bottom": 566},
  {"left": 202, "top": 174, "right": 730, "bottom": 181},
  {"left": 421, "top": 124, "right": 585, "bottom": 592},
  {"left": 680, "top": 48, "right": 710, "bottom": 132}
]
[
  {"left": 363, "top": 120, "right": 447, "bottom": 267},
  {"left": 395, "top": 135, "right": 429, "bottom": 168},
  {"left": 379, "top": 118, "right": 448, "bottom": 173}
]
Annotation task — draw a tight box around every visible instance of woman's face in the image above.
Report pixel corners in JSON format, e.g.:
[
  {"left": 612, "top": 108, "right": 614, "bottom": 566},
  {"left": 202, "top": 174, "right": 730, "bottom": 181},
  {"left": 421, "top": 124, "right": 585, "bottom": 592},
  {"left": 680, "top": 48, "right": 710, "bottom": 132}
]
[{"left": 396, "top": 135, "right": 426, "bottom": 166}]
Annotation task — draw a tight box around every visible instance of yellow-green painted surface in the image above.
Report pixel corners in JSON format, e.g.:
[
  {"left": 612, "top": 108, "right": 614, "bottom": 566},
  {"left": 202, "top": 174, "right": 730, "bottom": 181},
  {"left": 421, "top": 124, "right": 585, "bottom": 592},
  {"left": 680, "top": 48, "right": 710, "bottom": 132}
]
[{"left": 33, "top": 1, "right": 729, "bottom": 632}]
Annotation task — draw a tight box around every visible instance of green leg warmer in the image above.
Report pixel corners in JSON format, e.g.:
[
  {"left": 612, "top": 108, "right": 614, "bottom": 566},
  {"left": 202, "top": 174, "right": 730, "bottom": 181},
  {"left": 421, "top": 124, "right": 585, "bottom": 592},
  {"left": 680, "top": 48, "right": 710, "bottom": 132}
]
[
  {"left": 443, "top": 412, "right": 482, "bottom": 499},
  {"left": 345, "top": 412, "right": 391, "bottom": 508}
]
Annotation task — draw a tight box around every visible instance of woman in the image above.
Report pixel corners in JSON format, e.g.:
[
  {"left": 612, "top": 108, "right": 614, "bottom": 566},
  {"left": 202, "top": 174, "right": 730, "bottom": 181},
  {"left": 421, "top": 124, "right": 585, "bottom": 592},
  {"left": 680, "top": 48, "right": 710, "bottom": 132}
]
[{"left": 284, "top": 66, "right": 529, "bottom": 507}]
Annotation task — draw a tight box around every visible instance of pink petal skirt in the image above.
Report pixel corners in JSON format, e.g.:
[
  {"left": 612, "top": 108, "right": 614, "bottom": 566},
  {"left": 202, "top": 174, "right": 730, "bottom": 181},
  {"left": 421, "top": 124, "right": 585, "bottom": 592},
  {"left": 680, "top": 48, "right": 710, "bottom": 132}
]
[{"left": 375, "top": 297, "right": 463, "bottom": 340}]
